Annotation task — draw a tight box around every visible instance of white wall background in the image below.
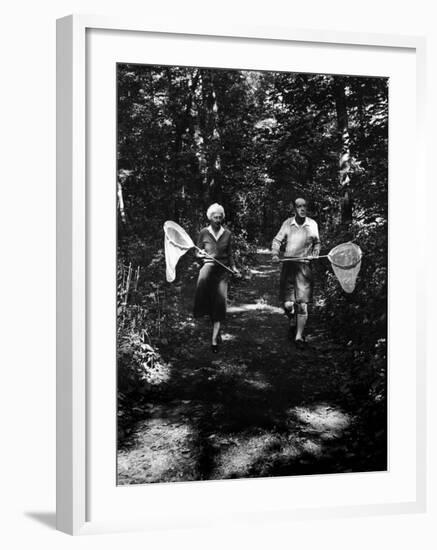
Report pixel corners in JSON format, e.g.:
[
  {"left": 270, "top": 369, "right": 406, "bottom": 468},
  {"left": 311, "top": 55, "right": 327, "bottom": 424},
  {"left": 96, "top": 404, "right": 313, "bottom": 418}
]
[{"left": 0, "top": 0, "right": 435, "bottom": 547}]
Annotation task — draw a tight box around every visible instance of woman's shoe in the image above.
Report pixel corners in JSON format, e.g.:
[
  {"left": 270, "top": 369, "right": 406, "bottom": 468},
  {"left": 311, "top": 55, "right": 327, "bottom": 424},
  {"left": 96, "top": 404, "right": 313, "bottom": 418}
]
[{"left": 211, "top": 343, "right": 219, "bottom": 353}]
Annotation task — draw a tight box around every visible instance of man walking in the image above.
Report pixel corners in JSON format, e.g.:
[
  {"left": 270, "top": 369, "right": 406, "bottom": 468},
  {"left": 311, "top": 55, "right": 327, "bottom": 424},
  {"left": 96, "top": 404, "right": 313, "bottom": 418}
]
[{"left": 271, "top": 198, "right": 320, "bottom": 347}]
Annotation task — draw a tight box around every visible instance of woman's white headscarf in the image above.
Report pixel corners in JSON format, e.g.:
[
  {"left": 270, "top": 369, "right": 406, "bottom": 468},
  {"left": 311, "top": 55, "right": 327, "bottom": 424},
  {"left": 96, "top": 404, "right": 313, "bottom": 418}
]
[{"left": 206, "top": 203, "right": 225, "bottom": 220}]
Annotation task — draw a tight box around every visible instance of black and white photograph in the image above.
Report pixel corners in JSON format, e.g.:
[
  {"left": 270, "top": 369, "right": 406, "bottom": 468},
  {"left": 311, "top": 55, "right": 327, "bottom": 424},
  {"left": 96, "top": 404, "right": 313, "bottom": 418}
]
[{"left": 116, "top": 63, "right": 388, "bottom": 485}]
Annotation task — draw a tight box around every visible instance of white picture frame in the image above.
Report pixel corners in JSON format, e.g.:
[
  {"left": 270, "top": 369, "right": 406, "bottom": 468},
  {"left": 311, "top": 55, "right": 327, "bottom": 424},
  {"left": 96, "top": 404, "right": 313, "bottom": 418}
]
[{"left": 56, "top": 14, "right": 427, "bottom": 535}]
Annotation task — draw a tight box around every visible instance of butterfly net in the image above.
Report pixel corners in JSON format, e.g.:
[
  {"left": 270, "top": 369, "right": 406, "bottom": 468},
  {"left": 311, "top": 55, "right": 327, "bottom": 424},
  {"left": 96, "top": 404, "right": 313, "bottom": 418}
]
[
  {"left": 328, "top": 242, "right": 363, "bottom": 293},
  {"left": 163, "top": 221, "right": 195, "bottom": 282}
]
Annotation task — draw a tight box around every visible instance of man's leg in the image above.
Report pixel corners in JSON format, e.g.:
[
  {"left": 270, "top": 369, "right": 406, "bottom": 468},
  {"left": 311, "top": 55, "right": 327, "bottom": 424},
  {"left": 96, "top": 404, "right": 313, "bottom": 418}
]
[
  {"left": 295, "top": 302, "right": 308, "bottom": 342},
  {"left": 284, "top": 300, "right": 295, "bottom": 317},
  {"left": 294, "top": 262, "right": 312, "bottom": 344},
  {"left": 284, "top": 300, "right": 296, "bottom": 337},
  {"left": 280, "top": 263, "right": 296, "bottom": 338}
]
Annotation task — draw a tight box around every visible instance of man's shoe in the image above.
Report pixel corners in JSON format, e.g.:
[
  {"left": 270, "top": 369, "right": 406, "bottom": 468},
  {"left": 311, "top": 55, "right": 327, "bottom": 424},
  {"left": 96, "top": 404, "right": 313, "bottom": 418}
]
[{"left": 295, "top": 337, "right": 306, "bottom": 349}]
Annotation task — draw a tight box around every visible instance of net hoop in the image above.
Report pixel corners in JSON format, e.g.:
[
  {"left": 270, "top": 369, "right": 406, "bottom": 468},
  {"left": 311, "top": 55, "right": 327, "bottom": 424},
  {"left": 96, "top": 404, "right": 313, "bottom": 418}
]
[
  {"left": 163, "top": 220, "right": 195, "bottom": 250},
  {"left": 328, "top": 242, "right": 362, "bottom": 269},
  {"left": 327, "top": 242, "right": 362, "bottom": 294},
  {"left": 163, "top": 221, "right": 196, "bottom": 282}
]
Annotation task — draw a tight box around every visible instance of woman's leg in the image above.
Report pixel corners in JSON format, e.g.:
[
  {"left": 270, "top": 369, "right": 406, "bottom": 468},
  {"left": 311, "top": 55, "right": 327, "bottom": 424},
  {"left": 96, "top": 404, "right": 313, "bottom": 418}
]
[
  {"left": 193, "top": 264, "right": 213, "bottom": 318},
  {"left": 210, "top": 270, "right": 228, "bottom": 347},
  {"left": 212, "top": 321, "right": 221, "bottom": 345}
]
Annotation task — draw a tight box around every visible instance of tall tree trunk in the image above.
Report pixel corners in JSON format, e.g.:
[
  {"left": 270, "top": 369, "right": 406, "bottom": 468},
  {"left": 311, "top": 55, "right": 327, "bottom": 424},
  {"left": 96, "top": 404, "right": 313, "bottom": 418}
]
[
  {"left": 333, "top": 76, "right": 353, "bottom": 231},
  {"left": 167, "top": 68, "right": 200, "bottom": 219}
]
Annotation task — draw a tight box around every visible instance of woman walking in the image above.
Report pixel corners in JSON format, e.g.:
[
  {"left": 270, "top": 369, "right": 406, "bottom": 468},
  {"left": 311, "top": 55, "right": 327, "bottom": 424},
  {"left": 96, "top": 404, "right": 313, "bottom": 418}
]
[{"left": 193, "top": 203, "right": 239, "bottom": 352}]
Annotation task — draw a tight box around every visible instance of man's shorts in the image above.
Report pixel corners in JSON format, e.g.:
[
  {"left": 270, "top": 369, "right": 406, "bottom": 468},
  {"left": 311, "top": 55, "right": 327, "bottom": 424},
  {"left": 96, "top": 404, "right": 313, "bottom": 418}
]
[{"left": 279, "top": 260, "right": 314, "bottom": 304}]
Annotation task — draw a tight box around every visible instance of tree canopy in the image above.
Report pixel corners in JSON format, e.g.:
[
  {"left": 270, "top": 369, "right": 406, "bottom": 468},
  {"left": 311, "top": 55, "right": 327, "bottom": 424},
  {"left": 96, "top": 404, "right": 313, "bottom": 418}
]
[{"left": 117, "top": 64, "right": 387, "bottom": 251}]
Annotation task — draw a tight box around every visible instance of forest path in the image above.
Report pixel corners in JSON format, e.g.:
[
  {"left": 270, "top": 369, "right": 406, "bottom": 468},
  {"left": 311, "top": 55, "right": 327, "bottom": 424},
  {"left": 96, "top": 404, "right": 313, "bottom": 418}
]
[{"left": 118, "top": 253, "right": 367, "bottom": 484}]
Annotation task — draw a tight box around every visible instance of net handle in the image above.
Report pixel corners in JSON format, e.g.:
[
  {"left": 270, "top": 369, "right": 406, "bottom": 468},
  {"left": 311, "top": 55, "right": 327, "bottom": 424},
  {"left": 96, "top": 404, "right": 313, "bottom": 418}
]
[
  {"left": 194, "top": 246, "right": 235, "bottom": 275},
  {"left": 280, "top": 255, "right": 329, "bottom": 262},
  {"left": 280, "top": 255, "right": 362, "bottom": 269}
]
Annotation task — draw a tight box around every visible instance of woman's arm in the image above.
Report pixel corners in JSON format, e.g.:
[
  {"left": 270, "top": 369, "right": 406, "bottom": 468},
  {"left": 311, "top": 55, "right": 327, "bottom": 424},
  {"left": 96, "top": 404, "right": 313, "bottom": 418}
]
[
  {"left": 227, "top": 233, "right": 236, "bottom": 270},
  {"left": 195, "top": 229, "right": 207, "bottom": 258}
]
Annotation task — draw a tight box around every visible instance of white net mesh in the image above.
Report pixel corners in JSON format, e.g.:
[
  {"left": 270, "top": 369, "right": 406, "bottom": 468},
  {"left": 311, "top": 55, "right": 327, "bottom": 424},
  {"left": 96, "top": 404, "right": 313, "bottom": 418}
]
[
  {"left": 328, "top": 242, "right": 362, "bottom": 293},
  {"left": 163, "top": 221, "right": 195, "bottom": 283}
]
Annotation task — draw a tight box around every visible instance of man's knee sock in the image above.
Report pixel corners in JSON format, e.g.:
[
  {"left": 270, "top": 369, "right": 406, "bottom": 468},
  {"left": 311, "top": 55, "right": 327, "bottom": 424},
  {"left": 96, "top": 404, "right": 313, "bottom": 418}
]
[{"left": 296, "top": 313, "right": 308, "bottom": 340}]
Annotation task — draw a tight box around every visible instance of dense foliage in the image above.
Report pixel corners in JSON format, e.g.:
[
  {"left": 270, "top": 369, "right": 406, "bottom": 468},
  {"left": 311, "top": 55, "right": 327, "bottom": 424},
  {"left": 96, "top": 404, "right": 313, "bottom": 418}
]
[{"left": 116, "top": 65, "right": 388, "bottom": 442}]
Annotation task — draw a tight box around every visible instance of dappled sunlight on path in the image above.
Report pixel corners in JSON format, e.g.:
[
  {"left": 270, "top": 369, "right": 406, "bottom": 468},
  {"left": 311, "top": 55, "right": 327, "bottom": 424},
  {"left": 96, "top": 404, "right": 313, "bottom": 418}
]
[{"left": 227, "top": 303, "right": 283, "bottom": 314}]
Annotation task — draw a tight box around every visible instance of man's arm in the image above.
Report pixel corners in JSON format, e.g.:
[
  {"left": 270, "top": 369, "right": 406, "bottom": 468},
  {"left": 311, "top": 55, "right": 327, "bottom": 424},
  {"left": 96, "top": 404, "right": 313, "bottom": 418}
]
[
  {"left": 271, "top": 221, "right": 288, "bottom": 261},
  {"left": 312, "top": 222, "right": 321, "bottom": 257}
]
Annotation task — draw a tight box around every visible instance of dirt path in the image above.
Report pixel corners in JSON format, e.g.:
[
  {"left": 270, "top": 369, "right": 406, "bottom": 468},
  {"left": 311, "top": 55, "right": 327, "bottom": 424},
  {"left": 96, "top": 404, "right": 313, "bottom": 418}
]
[{"left": 118, "top": 253, "right": 381, "bottom": 484}]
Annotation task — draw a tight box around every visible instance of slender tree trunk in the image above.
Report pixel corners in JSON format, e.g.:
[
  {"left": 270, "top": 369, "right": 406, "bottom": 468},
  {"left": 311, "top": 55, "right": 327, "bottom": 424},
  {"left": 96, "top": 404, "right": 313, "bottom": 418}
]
[
  {"left": 205, "top": 71, "right": 223, "bottom": 202},
  {"left": 192, "top": 73, "right": 209, "bottom": 193},
  {"left": 117, "top": 170, "right": 129, "bottom": 224},
  {"left": 333, "top": 76, "right": 353, "bottom": 230},
  {"left": 117, "top": 181, "right": 126, "bottom": 224},
  {"left": 357, "top": 82, "right": 366, "bottom": 143}
]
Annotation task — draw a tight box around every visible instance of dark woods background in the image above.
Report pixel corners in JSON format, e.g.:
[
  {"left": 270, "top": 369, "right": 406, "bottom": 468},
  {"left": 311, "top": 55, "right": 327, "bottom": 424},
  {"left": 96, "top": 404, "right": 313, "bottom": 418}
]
[{"left": 117, "top": 64, "right": 388, "bottom": 472}]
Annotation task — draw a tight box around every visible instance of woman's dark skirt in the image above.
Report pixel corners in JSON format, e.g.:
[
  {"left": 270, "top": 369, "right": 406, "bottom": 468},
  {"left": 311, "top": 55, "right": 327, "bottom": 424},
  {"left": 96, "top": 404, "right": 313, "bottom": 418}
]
[{"left": 193, "top": 263, "right": 229, "bottom": 322}]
